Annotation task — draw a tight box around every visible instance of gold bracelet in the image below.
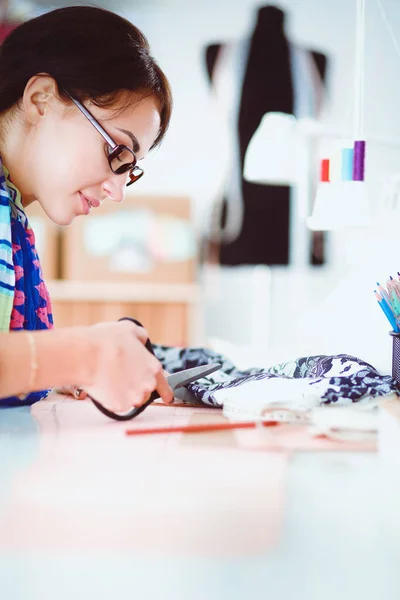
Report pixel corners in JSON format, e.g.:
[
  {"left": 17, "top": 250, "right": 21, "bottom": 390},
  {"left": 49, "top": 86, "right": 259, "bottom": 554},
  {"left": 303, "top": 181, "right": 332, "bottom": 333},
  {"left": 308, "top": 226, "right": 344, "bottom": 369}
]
[{"left": 26, "top": 332, "right": 38, "bottom": 390}]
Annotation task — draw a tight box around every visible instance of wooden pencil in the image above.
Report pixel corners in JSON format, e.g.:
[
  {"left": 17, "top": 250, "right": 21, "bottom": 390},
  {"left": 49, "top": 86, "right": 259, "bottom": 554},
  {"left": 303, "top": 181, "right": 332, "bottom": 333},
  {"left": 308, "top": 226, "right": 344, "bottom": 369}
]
[{"left": 125, "top": 420, "right": 283, "bottom": 436}]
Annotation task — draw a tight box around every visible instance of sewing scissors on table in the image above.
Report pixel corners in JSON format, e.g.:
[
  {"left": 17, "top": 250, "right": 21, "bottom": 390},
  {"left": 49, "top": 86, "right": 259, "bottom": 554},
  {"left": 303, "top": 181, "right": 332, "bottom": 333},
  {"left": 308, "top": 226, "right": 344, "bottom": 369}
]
[{"left": 88, "top": 317, "right": 222, "bottom": 421}]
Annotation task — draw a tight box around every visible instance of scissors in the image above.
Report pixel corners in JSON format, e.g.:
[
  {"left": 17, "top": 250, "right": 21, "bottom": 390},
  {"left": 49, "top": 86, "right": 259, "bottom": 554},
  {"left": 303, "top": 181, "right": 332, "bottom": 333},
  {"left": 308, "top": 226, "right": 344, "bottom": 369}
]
[{"left": 88, "top": 317, "right": 222, "bottom": 421}]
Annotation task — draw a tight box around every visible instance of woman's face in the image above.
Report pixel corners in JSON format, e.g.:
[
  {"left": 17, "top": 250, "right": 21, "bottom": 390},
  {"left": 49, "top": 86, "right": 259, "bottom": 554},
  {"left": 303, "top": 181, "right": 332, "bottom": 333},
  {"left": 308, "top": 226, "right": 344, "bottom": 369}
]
[{"left": 12, "top": 79, "right": 161, "bottom": 225}]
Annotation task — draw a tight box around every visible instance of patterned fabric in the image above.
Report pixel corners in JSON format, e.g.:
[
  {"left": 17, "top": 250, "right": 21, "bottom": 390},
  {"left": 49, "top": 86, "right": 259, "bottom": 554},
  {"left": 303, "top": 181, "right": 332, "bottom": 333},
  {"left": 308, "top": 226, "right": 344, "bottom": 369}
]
[
  {"left": 0, "top": 164, "right": 15, "bottom": 331},
  {"left": 0, "top": 158, "right": 53, "bottom": 407},
  {"left": 10, "top": 214, "right": 54, "bottom": 332},
  {"left": 153, "top": 345, "right": 400, "bottom": 407}
]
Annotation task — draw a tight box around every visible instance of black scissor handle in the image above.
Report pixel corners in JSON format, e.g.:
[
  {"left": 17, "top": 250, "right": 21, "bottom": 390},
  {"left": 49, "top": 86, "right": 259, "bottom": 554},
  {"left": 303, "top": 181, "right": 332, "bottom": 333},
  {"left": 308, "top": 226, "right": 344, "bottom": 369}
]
[
  {"left": 90, "top": 391, "right": 159, "bottom": 422},
  {"left": 89, "top": 317, "right": 160, "bottom": 421}
]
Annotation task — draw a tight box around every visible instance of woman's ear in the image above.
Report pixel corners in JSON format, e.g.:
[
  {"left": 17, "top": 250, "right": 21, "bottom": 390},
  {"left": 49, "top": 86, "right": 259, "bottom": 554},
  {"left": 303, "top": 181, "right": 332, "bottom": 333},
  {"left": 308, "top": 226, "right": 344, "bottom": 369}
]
[{"left": 21, "top": 75, "right": 59, "bottom": 125}]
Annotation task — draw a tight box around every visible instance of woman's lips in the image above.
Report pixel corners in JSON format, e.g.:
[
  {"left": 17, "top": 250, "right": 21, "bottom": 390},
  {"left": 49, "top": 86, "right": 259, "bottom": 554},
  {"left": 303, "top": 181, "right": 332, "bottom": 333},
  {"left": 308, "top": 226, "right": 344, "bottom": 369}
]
[
  {"left": 79, "top": 192, "right": 91, "bottom": 215},
  {"left": 83, "top": 194, "right": 100, "bottom": 208},
  {"left": 78, "top": 192, "right": 100, "bottom": 215}
]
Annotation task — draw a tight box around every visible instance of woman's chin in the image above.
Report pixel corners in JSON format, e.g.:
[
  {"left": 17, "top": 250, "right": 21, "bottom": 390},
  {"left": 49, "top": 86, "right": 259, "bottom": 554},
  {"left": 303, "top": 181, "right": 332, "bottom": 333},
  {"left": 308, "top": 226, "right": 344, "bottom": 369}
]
[
  {"left": 48, "top": 211, "right": 75, "bottom": 227},
  {"left": 32, "top": 202, "right": 75, "bottom": 227}
]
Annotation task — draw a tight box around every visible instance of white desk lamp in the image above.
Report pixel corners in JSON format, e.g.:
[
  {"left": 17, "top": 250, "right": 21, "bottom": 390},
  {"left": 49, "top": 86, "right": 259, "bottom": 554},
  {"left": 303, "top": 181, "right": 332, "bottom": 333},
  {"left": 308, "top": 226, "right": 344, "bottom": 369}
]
[{"left": 244, "top": 112, "right": 299, "bottom": 186}]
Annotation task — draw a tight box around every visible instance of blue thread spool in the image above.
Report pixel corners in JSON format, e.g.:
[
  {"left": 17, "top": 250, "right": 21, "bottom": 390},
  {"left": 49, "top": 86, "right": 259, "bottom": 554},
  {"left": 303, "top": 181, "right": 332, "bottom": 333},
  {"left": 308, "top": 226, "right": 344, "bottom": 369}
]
[{"left": 341, "top": 148, "right": 354, "bottom": 181}]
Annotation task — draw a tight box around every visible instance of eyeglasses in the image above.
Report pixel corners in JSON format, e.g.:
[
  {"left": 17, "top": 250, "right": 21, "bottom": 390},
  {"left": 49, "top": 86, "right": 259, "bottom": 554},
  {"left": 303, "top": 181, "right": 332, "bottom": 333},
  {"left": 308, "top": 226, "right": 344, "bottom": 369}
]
[{"left": 64, "top": 91, "right": 144, "bottom": 187}]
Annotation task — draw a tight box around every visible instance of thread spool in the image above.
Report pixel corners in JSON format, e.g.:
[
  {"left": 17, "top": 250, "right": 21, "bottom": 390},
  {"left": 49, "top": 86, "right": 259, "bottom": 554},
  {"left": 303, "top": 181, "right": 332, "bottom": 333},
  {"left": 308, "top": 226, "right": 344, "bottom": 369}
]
[
  {"left": 341, "top": 148, "right": 354, "bottom": 181},
  {"left": 320, "top": 159, "right": 330, "bottom": 182},
  {"left": 353, "top": 140, "right": 366, "bottom": 181}
]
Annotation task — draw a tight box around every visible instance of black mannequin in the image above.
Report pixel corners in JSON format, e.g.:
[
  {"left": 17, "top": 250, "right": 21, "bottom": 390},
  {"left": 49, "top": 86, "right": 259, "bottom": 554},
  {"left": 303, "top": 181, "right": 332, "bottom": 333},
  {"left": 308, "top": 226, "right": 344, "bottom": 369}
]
[{"left": 205, "top": 5, "right": 328, "bottom": 266}]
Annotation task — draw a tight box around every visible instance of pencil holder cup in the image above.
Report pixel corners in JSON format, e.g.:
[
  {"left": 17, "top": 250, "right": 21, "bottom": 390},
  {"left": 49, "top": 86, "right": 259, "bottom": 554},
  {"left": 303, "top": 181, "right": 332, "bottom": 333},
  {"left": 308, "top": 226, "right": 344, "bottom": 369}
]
[{"left": 390, "top": 331, "right": 400, "bottom": 385}]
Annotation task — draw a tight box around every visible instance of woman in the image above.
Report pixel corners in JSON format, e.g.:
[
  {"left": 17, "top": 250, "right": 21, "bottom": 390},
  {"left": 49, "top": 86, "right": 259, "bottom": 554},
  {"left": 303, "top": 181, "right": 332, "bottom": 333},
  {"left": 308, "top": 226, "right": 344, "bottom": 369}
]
[{"left": 0, "top": 6, "right": 174, "bottom": 411}]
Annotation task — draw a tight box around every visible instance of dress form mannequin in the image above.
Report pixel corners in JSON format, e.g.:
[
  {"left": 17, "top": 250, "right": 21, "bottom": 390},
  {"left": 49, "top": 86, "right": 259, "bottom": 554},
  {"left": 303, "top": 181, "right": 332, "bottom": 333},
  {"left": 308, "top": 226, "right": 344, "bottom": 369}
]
[{"left": 204, "top": 5, "right": 328, "bottom": 266}]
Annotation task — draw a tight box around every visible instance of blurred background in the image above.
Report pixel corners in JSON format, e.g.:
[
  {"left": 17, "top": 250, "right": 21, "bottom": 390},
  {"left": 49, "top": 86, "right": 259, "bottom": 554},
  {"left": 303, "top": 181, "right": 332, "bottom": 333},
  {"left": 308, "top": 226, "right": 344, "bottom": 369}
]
[{"left": 3, "top": 0, "right": 400, "bottom": 372}]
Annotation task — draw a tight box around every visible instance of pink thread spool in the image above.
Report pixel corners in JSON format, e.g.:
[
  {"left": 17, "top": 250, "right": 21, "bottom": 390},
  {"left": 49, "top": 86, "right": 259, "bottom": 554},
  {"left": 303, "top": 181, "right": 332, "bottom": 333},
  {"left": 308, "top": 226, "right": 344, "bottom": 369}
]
[{"left": 352, "top": 140, "right": 366, "bottom": 181}]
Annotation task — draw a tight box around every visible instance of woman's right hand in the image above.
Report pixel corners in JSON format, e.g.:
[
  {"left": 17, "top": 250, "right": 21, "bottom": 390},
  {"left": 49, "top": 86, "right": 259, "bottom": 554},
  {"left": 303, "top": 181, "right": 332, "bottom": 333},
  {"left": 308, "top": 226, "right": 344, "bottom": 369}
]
[{"left": 82, "top": 320, "right": 173, "bottom": 412}]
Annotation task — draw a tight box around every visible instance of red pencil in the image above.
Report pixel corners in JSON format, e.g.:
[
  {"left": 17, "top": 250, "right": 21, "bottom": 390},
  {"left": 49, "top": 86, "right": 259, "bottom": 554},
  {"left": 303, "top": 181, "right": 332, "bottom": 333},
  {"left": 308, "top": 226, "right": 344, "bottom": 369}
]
[{"left": 125, "top": 420, "right": 282, "bottom": 436}]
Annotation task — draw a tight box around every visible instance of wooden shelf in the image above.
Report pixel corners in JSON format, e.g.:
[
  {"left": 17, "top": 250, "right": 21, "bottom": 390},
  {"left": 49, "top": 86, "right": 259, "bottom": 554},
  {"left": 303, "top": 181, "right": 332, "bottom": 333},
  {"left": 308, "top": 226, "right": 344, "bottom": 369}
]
[
  {"left": 47, "top": 281, "right": 200, "bottom": 346},
  {"left": 47, "top": 280, "right": 199, "bottom": 304}
]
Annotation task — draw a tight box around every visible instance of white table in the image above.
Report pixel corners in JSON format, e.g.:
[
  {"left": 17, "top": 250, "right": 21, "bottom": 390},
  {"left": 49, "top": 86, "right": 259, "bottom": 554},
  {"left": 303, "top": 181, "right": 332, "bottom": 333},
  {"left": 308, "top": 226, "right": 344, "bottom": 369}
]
[{"left": 0, "top": 394, "right": 399, "bottom": 600}]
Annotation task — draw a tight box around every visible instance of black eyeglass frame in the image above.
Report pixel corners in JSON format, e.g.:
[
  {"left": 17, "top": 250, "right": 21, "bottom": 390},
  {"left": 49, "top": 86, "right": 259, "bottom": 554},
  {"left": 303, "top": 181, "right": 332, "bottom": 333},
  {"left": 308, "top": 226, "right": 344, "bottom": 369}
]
[{"left": 63, "top": 91, "right": 144, "bottom": 187}]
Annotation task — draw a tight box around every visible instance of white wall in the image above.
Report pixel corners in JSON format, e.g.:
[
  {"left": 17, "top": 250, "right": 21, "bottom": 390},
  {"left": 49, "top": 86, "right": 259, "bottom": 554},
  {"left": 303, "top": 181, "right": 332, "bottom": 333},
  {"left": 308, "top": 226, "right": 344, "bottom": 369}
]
[{"left": 120, "top": 0, "right": 400, "bottom": 229}]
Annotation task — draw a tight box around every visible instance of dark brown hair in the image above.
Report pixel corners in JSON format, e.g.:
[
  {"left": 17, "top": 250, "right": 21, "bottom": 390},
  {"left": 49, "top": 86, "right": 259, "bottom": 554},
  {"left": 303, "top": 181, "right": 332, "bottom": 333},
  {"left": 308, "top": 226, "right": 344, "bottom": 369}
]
[{"left": 0, "top": 6, "right": 172, "bottom": 148}]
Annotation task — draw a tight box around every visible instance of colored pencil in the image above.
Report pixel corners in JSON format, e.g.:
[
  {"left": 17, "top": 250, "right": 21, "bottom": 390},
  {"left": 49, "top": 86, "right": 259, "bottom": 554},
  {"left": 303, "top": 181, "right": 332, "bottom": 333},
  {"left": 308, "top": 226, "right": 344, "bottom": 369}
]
[
  {"left": 374, "top": 290, "right": 399, "bottom": 331},
  {"left": 377, "top": 282, "right": 391, "bottom": 305},
  {"left": 125, "top": 419, "right": 290, "bottom": 436}
]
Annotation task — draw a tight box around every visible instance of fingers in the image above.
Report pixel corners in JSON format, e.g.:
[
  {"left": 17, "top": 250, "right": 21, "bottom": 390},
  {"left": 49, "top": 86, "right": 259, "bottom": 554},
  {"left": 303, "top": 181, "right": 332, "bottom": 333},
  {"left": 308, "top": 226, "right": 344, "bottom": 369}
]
[
  {"left": 118, "top": 319, "right": 149, "bottom": 345},
  {"left": 154, "top": 369, "right": 174, "bottom": 405},
  {"left": 133, "top": 326, "right": 148, "bottom": 345}
]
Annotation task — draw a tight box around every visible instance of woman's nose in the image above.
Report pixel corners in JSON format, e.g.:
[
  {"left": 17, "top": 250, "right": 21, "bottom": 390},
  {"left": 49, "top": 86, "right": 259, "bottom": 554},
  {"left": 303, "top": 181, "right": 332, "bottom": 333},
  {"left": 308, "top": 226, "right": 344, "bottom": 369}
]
[{"left": 102, "top": 174, "right": 127, "bottom": 203}]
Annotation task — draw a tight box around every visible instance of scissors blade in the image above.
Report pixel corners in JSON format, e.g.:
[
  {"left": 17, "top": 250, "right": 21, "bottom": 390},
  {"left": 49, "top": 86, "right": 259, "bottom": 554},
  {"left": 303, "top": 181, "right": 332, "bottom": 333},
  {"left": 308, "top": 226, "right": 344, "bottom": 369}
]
[{"left": 166, "top": 363, "right": 222, "bottom": 391}]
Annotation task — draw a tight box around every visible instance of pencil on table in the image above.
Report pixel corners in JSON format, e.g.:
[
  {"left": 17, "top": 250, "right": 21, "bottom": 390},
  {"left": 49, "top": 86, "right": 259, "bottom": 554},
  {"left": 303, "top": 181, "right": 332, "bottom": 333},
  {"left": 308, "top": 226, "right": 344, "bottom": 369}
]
[{"left": 125, "top": 420, "right": 283, "bottom": 436}]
